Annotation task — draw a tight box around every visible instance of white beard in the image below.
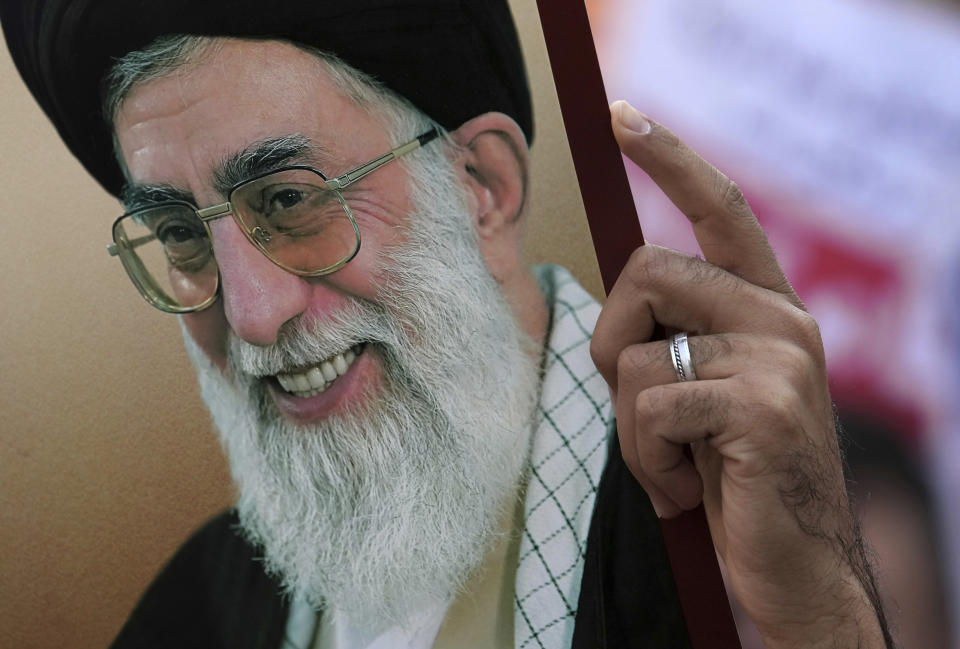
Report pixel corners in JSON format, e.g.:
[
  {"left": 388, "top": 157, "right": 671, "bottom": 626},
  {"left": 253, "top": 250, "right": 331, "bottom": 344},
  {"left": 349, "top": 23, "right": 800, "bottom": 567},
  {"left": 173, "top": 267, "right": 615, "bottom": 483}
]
[{"left": 182, "top": 148, "right": 540, "bottom": 626}]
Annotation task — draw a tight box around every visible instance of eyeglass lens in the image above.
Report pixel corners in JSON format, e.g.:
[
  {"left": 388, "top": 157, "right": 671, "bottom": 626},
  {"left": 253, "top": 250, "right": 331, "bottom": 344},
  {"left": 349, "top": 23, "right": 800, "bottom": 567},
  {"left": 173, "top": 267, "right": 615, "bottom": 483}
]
[
  {"left": 114, "top": 169, "right": 359, "bottom": 311},
  {"left": 114, "top": 204, "right": 219, "bottom": 311},
  {"left": 231, "top": 168, "right": 359, "bottom": 274}
]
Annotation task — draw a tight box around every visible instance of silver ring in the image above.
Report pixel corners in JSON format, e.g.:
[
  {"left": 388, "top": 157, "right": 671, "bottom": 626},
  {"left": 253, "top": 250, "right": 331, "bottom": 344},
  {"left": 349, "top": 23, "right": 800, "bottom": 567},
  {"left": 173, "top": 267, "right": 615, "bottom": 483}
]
[{"left": 669, "top": 332, "right": 698, "bottom": 382}]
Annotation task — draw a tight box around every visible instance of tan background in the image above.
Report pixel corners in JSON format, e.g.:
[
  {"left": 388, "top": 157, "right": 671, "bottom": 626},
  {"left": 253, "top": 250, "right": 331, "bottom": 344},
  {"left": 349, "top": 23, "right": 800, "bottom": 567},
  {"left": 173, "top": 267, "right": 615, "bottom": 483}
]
[{"left": 0, "top": 1, "right": 602, "bottom": 647}]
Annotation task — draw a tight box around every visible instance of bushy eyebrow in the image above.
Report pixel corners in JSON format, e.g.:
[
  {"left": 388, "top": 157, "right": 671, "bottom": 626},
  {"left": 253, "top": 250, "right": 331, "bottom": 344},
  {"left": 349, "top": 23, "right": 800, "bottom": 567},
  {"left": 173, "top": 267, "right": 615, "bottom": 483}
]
[
  {"left": 121, "top": 184, "right": 195, "bottom": 213},
  {"left": 212, "top": 134, "right": 331, "bottom": 196},
  {"left": 119, "top": 135, "right": 331, "bottom": 212}
]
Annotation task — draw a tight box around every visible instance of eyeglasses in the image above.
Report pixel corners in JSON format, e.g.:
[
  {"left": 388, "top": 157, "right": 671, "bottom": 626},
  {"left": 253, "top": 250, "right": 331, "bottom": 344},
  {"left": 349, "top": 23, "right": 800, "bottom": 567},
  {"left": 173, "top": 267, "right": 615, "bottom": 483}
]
[{"left": 108, "top": 128, "right": 440, "bottom": 313}]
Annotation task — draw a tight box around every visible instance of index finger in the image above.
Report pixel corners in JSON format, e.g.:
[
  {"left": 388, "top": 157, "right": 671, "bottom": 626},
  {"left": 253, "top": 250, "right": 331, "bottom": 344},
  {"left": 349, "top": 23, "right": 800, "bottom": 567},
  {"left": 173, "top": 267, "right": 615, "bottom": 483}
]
[{"left": 610, "top": 100, "right": 801, "bottom": 308}]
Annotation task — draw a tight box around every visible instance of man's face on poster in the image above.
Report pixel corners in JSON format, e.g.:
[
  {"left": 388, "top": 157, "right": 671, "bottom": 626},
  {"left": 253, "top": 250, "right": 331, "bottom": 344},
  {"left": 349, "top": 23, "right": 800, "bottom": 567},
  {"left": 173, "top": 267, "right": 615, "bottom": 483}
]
[{"left": 112, "top": 37, "right": 540, "bottom": 625}]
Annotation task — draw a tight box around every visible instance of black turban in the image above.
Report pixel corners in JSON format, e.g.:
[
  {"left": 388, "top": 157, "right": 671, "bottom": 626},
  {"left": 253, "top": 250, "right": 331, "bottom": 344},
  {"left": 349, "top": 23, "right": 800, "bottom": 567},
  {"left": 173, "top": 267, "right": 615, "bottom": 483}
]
[{"left": 1, "top": 0, "right": 533, "bottom": 198}]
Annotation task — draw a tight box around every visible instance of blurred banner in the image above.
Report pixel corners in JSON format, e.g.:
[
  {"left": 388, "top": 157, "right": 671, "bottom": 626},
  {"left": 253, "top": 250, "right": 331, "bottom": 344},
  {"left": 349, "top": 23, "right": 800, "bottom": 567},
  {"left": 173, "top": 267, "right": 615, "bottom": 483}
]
[{"left": 588, "top": 0, "right": 960, "bottom": 647}]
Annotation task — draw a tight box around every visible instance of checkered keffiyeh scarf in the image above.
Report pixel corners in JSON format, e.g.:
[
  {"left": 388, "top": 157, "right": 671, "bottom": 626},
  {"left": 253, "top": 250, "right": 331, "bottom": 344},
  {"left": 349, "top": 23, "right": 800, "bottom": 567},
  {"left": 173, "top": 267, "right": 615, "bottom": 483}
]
[{"left": 514, "top": 265, "right": 613, "bottom": 649}]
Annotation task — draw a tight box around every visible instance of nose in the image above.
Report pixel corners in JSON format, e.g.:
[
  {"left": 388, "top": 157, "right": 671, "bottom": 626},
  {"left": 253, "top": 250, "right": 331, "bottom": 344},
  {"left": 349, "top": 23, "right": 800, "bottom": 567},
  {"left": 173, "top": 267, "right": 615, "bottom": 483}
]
[{"left": 208, "top": 217, "right": 310, "bottom": 346}]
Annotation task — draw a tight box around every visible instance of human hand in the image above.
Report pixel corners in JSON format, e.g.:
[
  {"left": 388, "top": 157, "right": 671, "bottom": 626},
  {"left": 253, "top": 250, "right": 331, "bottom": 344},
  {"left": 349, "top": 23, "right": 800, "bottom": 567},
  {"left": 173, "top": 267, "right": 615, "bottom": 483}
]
[{"left": 589, "top": 101, "right": 892, "bottom": 649}]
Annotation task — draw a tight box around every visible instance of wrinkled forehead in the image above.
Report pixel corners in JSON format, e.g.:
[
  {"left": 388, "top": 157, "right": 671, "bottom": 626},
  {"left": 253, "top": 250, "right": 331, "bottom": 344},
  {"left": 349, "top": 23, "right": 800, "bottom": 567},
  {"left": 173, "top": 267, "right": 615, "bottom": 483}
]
[
  {"left": 113, "top": 39, "right": 389, "bottom": 203},
  {"left": 113, "top": 38, "right": 356, "bottom": 134}
]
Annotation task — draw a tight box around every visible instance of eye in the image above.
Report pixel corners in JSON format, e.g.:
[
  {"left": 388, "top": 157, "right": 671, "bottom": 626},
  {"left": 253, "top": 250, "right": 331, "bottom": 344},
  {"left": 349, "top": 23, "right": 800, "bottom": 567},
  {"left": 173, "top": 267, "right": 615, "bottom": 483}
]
[
  {"left": 156, "top": 219, "right": 205, "bottom": 244},
  {"left": 150, "top": 217, "right": 210, "bottom": 270},
  {"left": 158, "top": 223, "right": 202, "bottom": 244},
  {"left": 265, "top": 187, "right": 306, "bottom": 212}
]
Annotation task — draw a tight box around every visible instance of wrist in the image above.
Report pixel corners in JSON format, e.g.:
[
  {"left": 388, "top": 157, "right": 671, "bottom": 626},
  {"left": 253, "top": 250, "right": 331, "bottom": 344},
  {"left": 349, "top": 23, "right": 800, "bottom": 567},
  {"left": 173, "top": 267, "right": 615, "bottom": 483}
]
[{"left": 754, "top": 578, "right": 891, "bottom": 649}]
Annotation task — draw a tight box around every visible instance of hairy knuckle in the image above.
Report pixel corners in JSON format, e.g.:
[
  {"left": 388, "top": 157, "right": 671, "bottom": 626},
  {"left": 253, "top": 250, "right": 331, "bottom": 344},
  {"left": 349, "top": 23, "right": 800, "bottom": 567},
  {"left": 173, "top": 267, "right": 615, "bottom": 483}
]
[
  {"left": 677, "top": 253, "right": 736, "bottom": 297},
  {"left": 689, "top": 334, "right": 739, "bottom": 378},
  {"left": 625, "top": 246, "right": 700, "bottom": 307},
  {"left": 675, "top": 385, "right": 727, "bottom": 430},
  {"left": 635, "top": 247, "right": 741, "bottom": 305},
  {"left": 690, "top": 334, "right": 731, "bottom": 368},
  {"left": 680, "top": 253, "right": 706, "bottom": 280},
  {"left": 714, "top": 334, "right": 738, "bottom": 360}
]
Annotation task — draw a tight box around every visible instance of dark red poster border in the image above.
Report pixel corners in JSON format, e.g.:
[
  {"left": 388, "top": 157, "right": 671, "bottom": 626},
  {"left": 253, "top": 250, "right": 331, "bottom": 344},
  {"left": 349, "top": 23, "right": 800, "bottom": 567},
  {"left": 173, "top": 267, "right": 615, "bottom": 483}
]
[{"left": 533, "top": 2, "right": 743, "bottom": 647}]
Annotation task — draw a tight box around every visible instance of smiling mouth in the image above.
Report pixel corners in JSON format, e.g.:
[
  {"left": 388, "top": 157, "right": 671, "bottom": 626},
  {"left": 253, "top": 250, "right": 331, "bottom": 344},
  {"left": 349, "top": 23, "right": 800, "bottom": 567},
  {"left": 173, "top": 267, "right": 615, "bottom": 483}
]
[{"left": 274, "top": 344, "right": 366, "bottom": 398}]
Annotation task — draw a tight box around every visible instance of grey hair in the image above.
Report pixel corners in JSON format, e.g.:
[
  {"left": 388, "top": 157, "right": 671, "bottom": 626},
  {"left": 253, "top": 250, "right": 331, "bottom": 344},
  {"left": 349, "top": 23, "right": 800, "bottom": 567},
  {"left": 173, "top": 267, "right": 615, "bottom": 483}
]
[
  {"left": 101, "top": 35, "right": 449, "bottom": 176},
  {"left": 101, "top": 35, "right": 215, "bottom": 126}
]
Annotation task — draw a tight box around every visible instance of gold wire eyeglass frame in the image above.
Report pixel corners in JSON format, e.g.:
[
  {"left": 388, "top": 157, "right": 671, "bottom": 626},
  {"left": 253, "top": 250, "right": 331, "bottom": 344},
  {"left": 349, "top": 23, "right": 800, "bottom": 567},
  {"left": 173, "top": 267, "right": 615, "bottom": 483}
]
[{"left": 108, "top": 128, "right": 441, "bottom": 314}]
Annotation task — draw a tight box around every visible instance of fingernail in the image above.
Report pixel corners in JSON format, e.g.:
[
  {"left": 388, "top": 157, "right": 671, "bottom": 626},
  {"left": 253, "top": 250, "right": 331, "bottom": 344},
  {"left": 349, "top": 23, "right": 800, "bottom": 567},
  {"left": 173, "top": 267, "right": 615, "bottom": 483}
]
[{"left": 617, "top": 101, "right": 652, "bottom": 135}]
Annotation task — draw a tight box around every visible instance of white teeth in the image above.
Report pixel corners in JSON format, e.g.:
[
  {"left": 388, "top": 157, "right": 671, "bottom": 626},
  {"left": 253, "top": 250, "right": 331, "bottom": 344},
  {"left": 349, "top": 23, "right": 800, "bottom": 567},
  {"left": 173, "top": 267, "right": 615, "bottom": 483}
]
[
  {"left": 293, "top": 375, "right": 310, "bottom": 392},
  {"left": 320, "top": 361, "right": 337, "bottom": 382},
  {"left": 306, "top": 367, "right": 325, "bottom": 388},
  {"left": 275, "top": 345, "right": 364, "bottom": 397}
]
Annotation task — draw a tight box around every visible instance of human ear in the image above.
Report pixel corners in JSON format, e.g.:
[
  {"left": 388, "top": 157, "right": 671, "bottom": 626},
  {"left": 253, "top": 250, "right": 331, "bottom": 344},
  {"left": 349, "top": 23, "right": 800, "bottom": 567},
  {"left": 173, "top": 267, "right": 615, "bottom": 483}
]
[{"left": 448, "top": 112, "right": 530, "bottom": 282}]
